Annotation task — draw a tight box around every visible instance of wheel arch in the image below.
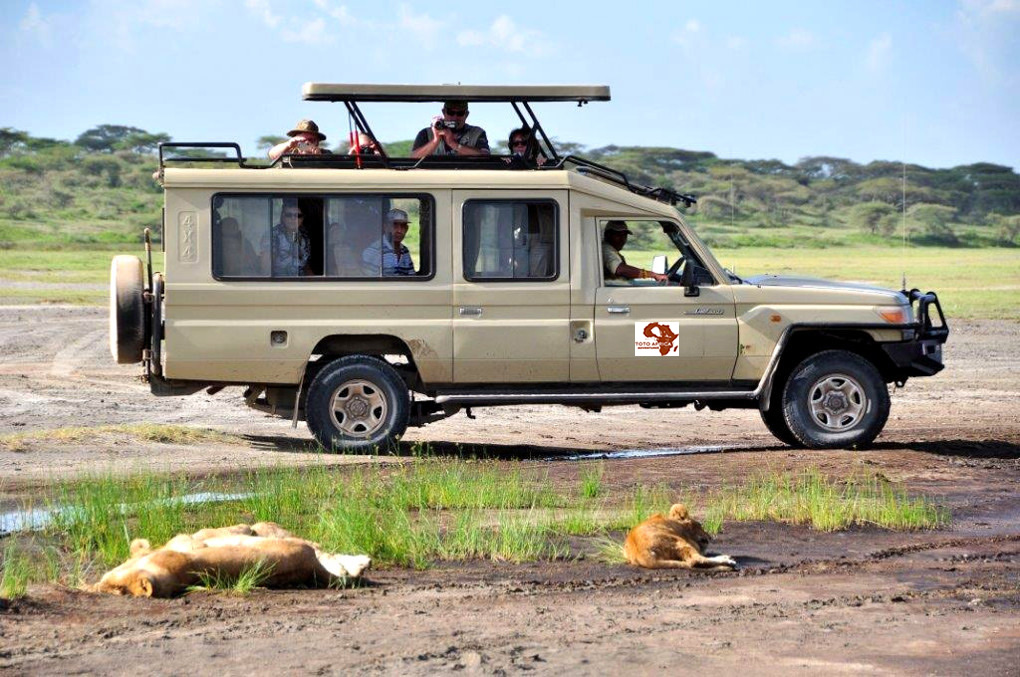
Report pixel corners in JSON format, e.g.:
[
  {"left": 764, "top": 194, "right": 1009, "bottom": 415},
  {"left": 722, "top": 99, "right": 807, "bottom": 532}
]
[
  {"left": 763, "top": 327, "right": 898, "bottom": 411},
  {"left": 304, "top": 334, "right": 425, "bottom": 390}
]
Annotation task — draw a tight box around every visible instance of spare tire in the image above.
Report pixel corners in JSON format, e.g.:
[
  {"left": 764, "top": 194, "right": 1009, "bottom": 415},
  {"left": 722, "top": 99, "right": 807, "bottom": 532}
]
[{"left": 109, "top": 255, "right": 146, "bottom": 364}]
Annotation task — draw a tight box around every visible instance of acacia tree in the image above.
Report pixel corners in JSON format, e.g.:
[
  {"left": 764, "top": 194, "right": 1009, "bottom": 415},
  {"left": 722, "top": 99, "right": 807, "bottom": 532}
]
[
  {"left": 75, "top": 125, "right": 148, "bottom": 153},
  {"left": 849, "top": 202, "right": 897, "bottom": 236}
]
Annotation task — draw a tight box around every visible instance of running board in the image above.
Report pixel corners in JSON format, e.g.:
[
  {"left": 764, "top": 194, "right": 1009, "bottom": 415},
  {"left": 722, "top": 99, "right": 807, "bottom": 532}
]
[{"left": 434, "top": 389, "right": 757, "bottom": 406}]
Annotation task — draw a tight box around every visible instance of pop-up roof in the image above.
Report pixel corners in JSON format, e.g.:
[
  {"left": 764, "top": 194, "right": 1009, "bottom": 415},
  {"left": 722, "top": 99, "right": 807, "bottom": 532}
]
[{"left": 301, "top": 83, "right": 611, "bottom": 103}]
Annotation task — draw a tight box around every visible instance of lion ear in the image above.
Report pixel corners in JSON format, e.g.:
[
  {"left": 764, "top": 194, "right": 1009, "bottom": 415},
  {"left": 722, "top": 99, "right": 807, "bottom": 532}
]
[
  {"left": 669, "top": 504, "right": 690, "bottom": 520},
  {"left": 130, "top": 538, "right": 152, "bottom": 557},
  {"left": 130, "top": 576, "right": 154, "bottom": 598}
]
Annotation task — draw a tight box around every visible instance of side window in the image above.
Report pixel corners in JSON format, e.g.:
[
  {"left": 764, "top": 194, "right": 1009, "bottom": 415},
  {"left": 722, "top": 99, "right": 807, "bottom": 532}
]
[
  {"left": 463, "top": 200, "right": 557, "bottom": 281},
  {"left": 213, "top": 195, "right": 323, "bottom": 278},
  {"left": 325, "top": 196, "right": 432, "bottom": 278},
  {"left": 213, "top": 194, "right": 433, "bottom": 279},
  {"left": 599, "top": 218, "right": 713, "bottom": 286}
]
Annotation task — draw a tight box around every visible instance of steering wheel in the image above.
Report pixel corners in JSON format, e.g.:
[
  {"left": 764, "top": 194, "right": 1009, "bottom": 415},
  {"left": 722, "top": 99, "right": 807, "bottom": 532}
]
[{"left": 666, "top": 256, "right": 686, "bottom": 283}]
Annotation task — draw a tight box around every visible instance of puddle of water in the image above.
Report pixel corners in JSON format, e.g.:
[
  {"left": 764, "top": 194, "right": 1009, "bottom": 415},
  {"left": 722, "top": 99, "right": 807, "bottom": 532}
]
[
  {"left": 0, "top": 492, "right": 250, "bottom": 536},
  {"left": 553, "top": 444, "right": 743, "bottom": 461}
]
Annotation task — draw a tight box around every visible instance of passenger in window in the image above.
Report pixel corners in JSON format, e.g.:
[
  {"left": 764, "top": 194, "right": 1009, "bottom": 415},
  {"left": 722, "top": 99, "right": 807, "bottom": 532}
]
[
  {"left": 326, "top": 221, "right": 365, "bottom": 277},
  {"left": 220, "top": 217, "right": 259, "bottom": 276},
  {"left": 411, "top": 101, "right": 490, "bottom": 158},
  {"left": 602, "top": 221, "right": 668, "bottom": 283},
  {"left": 504, "top": 126, "right": 547, "bottom": 168},
  {"left": 260, "top": 200, "right": 311, "bottom": 277},
  {"left": 267, "top": 119, "right": 332, "bottom": 161},
  {"left": 362, "top": 209, "right": 415, "bottom": 276},
  {"left": 348, "top": 132, "right": 383, "bottom": 156}
]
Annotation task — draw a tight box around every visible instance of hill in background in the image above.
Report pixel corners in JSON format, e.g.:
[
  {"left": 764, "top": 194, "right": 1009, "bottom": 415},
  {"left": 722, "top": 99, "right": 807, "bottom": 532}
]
[{"left": 2, "top": 125, "right": 1018, "bottom": 249}]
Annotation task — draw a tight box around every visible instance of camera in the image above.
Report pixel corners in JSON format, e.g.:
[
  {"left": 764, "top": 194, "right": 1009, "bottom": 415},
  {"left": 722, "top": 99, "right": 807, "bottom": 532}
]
[{"left": 434, "top": 120, "right": 457, "bottom": 130}]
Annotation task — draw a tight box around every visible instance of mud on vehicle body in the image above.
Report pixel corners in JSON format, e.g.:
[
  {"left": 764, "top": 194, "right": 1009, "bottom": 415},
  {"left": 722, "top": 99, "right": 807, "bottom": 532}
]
[{"left": 110, "top": 83, "right": 949, "bottom": 451}]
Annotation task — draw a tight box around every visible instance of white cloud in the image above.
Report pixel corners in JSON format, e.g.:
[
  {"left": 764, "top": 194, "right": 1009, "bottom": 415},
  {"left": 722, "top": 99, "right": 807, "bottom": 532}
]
[
  {"left": 245, "top": 0, "right": 280, "bottom": 29},
  {"left": 866, "top": 33, "right": 892, "bottom": 71},
  {"left": 671, "top": 18, "right": 703, "bottom": 47},
  {"left": 954, "top": 0, "right": 1020, "bottom": 82},
  {"left": 19, "top": 3, "right": 52, "bottom": 47},
  {"left": 282, "top": 17, "right": 332, "bottom": 45},
  {"left": 455, "top": 14, "right": 550, "bottom": 55},
  {"left": 398, "top": 4, "right": 444, "bottom": 51},
  {"left": 725, "top": 35, "right": 746, "bottom": 50},
  {"left": 312, "top": 0, "right": 357, "bottom": 26},
  {"left": 776, "top": 28, "right": 818, "bottom": 50},
  {"left": 961, "top": 0, "right": 1019, "bottom": 14}
]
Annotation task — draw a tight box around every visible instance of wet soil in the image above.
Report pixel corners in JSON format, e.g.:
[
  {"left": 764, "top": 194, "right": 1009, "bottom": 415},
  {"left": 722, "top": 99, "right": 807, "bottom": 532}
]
[{"left": 1, "top": 306, "right": 1018, "bottom": 674}]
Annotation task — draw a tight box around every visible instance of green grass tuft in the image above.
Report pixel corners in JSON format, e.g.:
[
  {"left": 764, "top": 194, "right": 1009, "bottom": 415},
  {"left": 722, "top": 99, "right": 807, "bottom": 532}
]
[{"left": 188, "top": 558, "right": 276, "bottom": 595}]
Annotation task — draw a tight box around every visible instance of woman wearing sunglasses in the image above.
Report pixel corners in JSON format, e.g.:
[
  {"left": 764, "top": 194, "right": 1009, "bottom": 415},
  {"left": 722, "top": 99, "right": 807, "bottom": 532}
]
[{"left": 505, "top": 126, "right": 548, "bottom": 168}]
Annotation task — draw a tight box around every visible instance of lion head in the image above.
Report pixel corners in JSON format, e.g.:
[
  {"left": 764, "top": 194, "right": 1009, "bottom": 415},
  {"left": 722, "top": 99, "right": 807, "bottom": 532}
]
[{"left": 667, "top": 503, "right": 712, "bottom": 552}]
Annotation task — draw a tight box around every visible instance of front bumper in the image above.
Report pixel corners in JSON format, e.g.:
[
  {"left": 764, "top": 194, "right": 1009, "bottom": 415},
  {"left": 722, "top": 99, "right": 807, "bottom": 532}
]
[{"left": 880, "top": 290, "right": 949, "bottom": 378}]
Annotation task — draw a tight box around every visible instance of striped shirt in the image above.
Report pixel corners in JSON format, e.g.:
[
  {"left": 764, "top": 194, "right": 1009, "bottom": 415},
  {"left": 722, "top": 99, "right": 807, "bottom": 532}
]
[{"left": 362, "top": 237, "right": 415, "bottom": 276}]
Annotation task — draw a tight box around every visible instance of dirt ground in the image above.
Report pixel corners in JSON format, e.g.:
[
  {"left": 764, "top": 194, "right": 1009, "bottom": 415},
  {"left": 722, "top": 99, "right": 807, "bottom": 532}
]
[{"left": 1, "top": 306, "right": 1018, "bottom": 674}]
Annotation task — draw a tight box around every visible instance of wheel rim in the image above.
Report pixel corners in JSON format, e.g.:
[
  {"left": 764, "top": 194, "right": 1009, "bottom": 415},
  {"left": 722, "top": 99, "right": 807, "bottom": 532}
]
[
  {"left": 807, "top": 373, "right": 868, "bottom": 431},
  {"left": 328, "top": 379, "right": 388, "bottom": 438}
]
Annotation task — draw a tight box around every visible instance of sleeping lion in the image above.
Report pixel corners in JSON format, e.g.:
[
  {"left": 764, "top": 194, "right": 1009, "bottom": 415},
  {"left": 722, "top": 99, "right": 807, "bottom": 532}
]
[
  {"left": 624, "top": 504, "right": 737, "bottom": 570},
  {"left": 92, "top": 522, "right": 371, "bottom": 598}
]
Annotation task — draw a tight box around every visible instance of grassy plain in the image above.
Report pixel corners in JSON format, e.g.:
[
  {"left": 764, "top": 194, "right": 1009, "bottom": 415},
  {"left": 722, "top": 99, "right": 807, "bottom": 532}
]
[{"left": 0, "top": 246, "right": 1016, "bottom": 318}]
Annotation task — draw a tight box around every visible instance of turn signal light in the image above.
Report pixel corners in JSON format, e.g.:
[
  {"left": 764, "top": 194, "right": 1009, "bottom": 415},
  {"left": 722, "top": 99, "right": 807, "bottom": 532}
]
[{"left": 876, "top": 307, "right": 907, "bottom": 324}]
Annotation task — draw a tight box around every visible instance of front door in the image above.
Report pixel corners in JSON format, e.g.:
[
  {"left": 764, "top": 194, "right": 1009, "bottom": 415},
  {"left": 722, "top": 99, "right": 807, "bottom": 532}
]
[
  {"left": 452, "top": 191, "right": 570, "bottom": 383},
  {"left": 592, "top": 219, "right": 738, "bottom": 383}
]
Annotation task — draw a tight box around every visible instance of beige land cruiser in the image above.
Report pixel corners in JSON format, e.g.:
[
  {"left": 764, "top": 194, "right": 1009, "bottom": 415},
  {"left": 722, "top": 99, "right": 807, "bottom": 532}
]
[{"left": 109, "top": 84, "right": 949, "bottom": 451}]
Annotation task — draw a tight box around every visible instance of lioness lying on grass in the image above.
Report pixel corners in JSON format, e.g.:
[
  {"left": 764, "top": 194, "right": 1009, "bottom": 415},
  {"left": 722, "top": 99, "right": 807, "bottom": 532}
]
[
  {"left": 624, "top": 504, "right": 737, "bottom": 570},
  {"left": 92, "top": 522, "right": 371, "bottom": 598}
]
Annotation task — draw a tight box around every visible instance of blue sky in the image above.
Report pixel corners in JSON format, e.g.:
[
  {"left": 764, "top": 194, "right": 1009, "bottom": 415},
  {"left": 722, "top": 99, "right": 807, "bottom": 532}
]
[{"left": 3, "top": 0, "right": 1018, "bottom": 169}]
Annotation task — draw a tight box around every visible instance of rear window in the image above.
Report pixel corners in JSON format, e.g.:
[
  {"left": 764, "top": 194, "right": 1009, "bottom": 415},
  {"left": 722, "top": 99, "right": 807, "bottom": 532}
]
[{"left": 212, "top": 193, "right": 433, "bottom": 280}]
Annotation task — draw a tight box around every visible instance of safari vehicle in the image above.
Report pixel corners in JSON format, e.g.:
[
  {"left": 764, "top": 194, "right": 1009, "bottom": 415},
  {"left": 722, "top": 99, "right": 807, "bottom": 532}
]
[{"left": 110, "top": 83, "right": 949, "bottom": 451}]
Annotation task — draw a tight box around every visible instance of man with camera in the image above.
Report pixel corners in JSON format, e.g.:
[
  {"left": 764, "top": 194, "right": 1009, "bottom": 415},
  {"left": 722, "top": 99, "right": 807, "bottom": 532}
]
[
  {"left": 268, "top": 119, "right": 332, "bottom": 161},
  {"left": 411, "top": 101, "right": 490, "bottom": 158}
]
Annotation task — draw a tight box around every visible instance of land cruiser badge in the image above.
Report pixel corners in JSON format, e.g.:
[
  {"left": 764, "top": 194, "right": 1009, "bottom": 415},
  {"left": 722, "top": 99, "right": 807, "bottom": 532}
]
[{"left": 635, "top": 322, "right": 679, "bottom": 356}]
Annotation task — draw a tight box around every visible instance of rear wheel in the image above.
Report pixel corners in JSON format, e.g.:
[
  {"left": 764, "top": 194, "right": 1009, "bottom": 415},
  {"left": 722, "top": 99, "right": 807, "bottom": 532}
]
[
  {"left": 109, "top": 255, "right": 146, "bottom": 364},
  {"left": 305, "top": 356, "right": 409, "bottom": 452},
  {"left": 759, "top": 402, "right": 800, "bottom": 447},
  {"left": 781, "top": 350, "right": 890, "bottom": 449}
]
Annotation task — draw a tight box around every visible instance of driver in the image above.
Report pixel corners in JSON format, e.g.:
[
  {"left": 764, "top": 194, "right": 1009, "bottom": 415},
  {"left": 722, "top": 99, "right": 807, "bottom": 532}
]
[{"left": 602, "top": 221, "right": 668, "bottom": 283}]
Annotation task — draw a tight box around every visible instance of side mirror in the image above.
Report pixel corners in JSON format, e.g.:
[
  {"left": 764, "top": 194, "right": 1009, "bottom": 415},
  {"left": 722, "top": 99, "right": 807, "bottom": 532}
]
[
  {"left": 651, "top": 255, "right": 667, "bottom": 275},
  {"left": 681, "top": 264, "right": 711, "bottom": 297}
]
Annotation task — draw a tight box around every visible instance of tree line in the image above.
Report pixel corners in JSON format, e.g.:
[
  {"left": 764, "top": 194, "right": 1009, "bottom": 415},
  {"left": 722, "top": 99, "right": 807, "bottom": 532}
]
[{"left": 0, "top": 125, "right": 1017, "bottom": 247}]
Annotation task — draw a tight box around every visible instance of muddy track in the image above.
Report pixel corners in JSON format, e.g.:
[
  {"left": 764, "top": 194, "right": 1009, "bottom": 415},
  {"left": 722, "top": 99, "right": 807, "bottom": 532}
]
[{"left": 1, "top": 306, "right": 1018, "bottom": 674}]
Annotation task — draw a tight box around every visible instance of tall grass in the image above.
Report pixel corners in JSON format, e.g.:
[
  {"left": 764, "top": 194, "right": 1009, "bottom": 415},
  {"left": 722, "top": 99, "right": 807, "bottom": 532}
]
[{"left": 706, "top": 470, "right": 949, "bottom": 531}]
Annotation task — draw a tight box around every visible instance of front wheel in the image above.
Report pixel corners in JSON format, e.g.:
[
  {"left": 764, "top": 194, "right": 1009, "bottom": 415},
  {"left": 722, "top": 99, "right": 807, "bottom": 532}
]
[
  {"left": 781, "top": 350, "right": 890, "bottom": 449},
  {"left": 305, "top": 356, "right": 409, "bottom": 452}
]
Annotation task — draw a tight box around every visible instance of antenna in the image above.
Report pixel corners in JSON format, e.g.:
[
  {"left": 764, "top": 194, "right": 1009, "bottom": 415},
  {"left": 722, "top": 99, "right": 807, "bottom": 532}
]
[{"left": 901, "top": 118, "right": 907, "bottom": 290}]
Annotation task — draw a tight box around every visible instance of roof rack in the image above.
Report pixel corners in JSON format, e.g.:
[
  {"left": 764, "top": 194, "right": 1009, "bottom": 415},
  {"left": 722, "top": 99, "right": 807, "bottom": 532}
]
[{"left": 156, "top": 84, "right": 696, "bottom": 209}]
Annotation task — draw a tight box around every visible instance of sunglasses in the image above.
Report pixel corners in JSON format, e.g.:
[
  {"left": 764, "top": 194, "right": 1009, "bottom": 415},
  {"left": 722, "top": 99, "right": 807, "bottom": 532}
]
[
  {"left": 510, "top": 140, "right": 528, "bottom": 147},
  {"left": 444, "top": 109, "right": 468, "bottom": 117}
]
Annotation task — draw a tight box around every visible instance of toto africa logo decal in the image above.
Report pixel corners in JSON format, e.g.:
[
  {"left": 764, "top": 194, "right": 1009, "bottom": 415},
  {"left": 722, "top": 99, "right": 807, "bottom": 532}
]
[{"left": 634, "top": 322, "right": 679, "bottom": 356}]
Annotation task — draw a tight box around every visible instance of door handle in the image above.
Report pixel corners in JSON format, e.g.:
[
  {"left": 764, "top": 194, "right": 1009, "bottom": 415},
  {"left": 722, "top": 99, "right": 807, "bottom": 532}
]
[
  {"left": 607, "top": 306, "right": 631, "bottom": 314},
  {"left": 459, "top": 306, "right": 483, "bottom": 317}
]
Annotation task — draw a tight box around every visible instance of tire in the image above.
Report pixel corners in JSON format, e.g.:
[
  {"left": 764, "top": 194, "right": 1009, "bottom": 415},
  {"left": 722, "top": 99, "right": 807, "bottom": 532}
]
[
  {"left": 759, "top": 401, "right": 800, "bottom": 447},
  {"left": 781, "top": 350, "right": 890, "bottom": 449},
  {"left": 305, "top": 355, "right": 409, "bottom": 452},
  {"left": 109, "top": 255, "right": 146, "bottom": 364}
]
